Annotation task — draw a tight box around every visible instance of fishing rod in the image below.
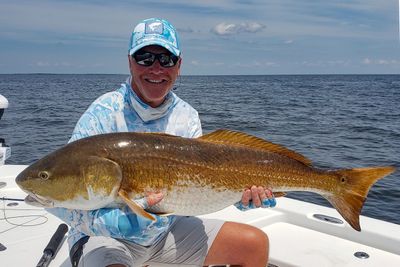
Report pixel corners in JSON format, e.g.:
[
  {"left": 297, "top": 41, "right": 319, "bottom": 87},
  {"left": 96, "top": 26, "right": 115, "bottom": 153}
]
[
  {"left": 36, "top": 223, "right": 68, "bottom": 267},
  {"left": 1, "top": 197, "right": 24, "bottom": 202}
]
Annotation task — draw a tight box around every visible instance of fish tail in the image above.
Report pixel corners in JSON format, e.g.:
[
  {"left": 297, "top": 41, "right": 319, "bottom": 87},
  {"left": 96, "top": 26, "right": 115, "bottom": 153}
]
[{"left": 324, "top": 166, "right": 395, "bottom": 231}]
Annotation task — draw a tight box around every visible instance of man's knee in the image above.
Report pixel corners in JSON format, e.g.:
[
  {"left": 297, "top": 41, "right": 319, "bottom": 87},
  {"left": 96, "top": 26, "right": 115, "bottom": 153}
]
[
  {"left": 222, "top": 222, "right": 269, "bottom": 255},
  {"left": 240, "top": 225, "right": 269, "bottom": 254},
  {"left": 204, "top": 222, "right": 269, "bottom": 266}
]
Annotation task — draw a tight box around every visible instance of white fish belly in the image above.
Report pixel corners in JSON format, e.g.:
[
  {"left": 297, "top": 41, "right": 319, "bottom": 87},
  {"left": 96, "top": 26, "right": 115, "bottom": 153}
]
[
  {"left": 54, "top": 185, "right": 119, "bottom": 210},
  {"left": 147, "top": 185, "right": 242, "bottom": 216}
]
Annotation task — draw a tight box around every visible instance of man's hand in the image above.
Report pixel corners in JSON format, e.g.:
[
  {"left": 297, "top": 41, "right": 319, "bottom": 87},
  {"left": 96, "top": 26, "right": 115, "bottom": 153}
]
[
  {"left": 146, "top": 192, "right": 164, "bottom": 206},
  {"left": 235, "top": 186, "right": 276, "bottom": 211},
  {"left": 135, "top": 192, "right": 164, "bottom": 209}
]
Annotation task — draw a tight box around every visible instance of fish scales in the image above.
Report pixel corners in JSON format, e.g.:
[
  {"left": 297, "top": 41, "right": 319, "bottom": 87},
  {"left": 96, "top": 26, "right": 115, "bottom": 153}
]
[
  {"left": 104, "top": 135, "right": 333, "bottom": 213},
  {"left": 15, "top": 130, "right": 395, "bottom": 231}
]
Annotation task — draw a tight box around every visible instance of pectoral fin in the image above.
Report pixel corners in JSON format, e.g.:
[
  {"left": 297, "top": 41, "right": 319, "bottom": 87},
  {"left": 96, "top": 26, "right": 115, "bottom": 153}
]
[{"left": 118, "top": 190, "right": 156, "bottom": 221}]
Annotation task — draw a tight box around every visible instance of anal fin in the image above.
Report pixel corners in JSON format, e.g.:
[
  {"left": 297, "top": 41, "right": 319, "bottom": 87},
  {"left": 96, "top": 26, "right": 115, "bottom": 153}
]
[{"left": 273, "top": 192, "right": 287, "bottom": 198}]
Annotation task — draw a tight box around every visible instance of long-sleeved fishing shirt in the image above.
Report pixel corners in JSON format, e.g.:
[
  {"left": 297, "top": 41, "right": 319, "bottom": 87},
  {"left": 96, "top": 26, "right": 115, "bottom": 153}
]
[{"left": 47, "top": 77, "right": 202, "bottom": 248}]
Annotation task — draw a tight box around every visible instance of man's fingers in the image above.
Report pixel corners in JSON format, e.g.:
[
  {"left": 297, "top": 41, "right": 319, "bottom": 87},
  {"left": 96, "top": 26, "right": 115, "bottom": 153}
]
[
  {"left": 265, "top": 188, "right": 273, "bottom": 198},
  {"left": 241, "top": 188, "right": 251, "bottom": 206},
  {"left": 251, "top": 186, "right": 262, "bottom": 207},
  {"left": 258, "top": 186, "right": 267, "bottom": 199},
  {"left": 238, "top": 186, "right": 277, "bottom": 211},
  {"left": 262, "top": 188, "right": 276, "bottom": 208}
]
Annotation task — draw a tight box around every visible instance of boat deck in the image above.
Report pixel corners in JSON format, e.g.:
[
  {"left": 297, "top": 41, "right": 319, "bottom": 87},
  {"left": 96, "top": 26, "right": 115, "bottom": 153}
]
[{"left": 1, "top": 165, "right": 399, "bottom": 267}]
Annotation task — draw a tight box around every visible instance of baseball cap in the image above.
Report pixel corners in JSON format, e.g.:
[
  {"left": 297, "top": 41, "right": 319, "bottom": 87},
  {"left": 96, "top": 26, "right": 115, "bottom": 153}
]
[{"left": 128, "top": 18, "right": 181, "bottom": 57}]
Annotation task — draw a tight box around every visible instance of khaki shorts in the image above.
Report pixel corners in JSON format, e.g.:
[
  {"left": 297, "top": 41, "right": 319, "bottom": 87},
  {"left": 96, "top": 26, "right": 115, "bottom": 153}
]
[{"left": 78, "top": 216, "right": 225, "bottom": 267}]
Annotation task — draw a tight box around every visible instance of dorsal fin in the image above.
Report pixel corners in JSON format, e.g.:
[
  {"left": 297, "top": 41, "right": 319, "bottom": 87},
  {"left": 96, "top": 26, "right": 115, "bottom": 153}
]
[{"left": 199, "top": 129, "right": 312, "bottom": 166}]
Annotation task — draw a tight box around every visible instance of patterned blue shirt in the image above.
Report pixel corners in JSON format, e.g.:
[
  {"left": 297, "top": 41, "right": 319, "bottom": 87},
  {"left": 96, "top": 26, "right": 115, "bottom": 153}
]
[{"left": 47, "top": 77, "right": 202, "bottom": 248}]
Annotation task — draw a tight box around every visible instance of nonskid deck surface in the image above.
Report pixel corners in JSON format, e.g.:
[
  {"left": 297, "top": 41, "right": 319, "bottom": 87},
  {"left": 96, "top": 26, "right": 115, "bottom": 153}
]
[{"left": 1, "top": 165, "right": 400, "bottom": 267}]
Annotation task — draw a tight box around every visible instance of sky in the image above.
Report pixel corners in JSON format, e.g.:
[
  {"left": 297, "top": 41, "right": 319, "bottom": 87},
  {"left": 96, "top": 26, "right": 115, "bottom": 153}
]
[{"left": 0, "top": 0, "right": 399, "bottom": 75}]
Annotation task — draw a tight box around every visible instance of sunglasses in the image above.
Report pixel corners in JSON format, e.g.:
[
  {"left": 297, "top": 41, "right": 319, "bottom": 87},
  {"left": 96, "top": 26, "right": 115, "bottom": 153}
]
[{"left": 133, "top": 50, "right": 179, "bottom": 68}]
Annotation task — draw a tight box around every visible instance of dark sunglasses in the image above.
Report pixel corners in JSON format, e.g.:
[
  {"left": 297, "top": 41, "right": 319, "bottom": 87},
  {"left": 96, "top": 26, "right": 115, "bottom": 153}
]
[{"left": 133, "top": 50, "right": 179, "bottom": 68}]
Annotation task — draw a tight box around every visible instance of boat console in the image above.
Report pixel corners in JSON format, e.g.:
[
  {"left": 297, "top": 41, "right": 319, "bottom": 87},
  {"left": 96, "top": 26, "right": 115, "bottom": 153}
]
[{"left": 0, "top": 94, "right": 11, "bottom": 166}]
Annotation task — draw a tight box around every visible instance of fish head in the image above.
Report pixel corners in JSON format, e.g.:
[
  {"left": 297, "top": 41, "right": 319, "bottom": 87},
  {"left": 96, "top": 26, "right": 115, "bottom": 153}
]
[{"left": 15, "top": 146, "right": 90, "bottom": 207}]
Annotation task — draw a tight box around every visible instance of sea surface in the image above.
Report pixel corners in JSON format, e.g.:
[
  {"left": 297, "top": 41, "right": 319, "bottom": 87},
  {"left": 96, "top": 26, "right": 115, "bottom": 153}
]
[{"left": 0, "top": 74, "right": 399, "bottom": 225}]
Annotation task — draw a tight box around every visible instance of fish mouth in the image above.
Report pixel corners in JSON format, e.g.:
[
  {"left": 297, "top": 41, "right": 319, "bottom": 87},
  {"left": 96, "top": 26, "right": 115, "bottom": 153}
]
[{"left": 24, "top": 194, "right": 54, "bottom": 208}]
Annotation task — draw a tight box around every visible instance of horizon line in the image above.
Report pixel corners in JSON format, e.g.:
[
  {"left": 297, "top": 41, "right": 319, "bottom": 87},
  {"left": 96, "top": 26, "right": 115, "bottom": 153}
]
[{"left": 0, "top": 73, "right": 399, "bottom": 76}]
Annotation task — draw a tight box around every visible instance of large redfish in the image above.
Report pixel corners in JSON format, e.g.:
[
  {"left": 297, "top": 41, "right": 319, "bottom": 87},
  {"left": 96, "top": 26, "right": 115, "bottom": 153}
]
[{"left": 15, "top": 130, "right": 395, "bottom": 231}]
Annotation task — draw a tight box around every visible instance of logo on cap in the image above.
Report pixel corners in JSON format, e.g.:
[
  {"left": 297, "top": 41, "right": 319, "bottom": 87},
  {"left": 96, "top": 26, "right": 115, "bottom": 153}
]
[
  {"left": 129, "top": 18, "right": 181, "bottom": 56},
  {"left": 145, "top": 21, "right": 163, "bottom": 35}
]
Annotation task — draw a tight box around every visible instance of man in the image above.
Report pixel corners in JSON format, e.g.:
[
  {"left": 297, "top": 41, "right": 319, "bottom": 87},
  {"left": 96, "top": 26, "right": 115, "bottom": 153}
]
[{"left": 49, "top": 18, "right": 276, "bottom": 267}]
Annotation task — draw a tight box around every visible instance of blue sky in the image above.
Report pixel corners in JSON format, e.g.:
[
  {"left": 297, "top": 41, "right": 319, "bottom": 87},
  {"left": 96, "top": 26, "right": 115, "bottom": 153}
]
[{"left": 0, "top": 0, "right": 399, "bottom": 75}]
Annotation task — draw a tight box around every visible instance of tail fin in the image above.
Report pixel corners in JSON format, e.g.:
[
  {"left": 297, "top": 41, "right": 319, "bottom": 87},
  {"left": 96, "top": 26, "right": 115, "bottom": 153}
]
[{"left": 324, "top": 166, "right": 395, "bottom": 231}]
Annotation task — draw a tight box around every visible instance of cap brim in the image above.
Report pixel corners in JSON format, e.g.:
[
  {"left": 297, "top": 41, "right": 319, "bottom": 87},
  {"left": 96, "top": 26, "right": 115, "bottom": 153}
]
[{"left": 129, "top": 38, "right": 181, "bottom": 57}]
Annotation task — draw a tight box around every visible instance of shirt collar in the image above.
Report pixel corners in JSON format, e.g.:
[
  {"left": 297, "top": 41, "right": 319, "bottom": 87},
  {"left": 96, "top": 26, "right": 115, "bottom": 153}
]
[{"left": 125, "top": 77, "right": 176, "bottom": 122}]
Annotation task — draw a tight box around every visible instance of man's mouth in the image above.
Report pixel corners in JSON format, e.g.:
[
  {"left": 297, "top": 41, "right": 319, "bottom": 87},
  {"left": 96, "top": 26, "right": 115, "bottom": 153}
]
[{"left": 145, "top": 79, "right": 167, "bottom": 84}]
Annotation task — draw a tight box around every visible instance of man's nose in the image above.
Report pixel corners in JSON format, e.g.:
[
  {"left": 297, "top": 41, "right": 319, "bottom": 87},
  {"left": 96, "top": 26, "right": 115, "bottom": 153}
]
[{"left": 148, "top": 60, "right": 163, "bottom": 74}]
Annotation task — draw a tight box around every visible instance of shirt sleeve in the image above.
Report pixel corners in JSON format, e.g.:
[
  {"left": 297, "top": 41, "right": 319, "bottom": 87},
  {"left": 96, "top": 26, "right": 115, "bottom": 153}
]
[
  {"left": 70, "top": 112, "right": 105, "bottom": 142},
  {"left": 187, "top": 109, "right": 202, "bottom": 138},
  {"left": 190, "top": 114, "right": 202, "bottom": 138},
  {"left": 69, "top": 92, "right": 123, "bottom": 142},
  {"left": 46, "top": 206, "right": 171, "bottom": 247}
]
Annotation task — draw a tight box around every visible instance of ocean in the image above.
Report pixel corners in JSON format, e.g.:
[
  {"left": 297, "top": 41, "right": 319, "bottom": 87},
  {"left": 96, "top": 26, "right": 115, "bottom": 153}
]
[{"left": 0, "top": 74, "right": 399, "bottom": 225}]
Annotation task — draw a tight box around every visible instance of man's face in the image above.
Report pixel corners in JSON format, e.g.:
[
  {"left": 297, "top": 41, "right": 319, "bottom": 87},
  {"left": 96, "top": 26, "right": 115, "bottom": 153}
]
[{"left": 129, "top": 45, "right": 181, "bottom": 108}]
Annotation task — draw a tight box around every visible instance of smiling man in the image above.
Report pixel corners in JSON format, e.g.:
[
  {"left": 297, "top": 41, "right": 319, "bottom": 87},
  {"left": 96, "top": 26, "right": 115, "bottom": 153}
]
[
  {"left": 129, "top": 45, "right": 181, "bottom": 108},
  {"left": 48, "top": 18, "right": 276, "bottom": 267}
]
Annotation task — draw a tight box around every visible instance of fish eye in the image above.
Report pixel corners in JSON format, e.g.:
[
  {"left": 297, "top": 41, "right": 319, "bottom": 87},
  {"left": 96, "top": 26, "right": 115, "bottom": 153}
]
[{"left": 38, "top": 171, "right": 50, "bottom": 180}]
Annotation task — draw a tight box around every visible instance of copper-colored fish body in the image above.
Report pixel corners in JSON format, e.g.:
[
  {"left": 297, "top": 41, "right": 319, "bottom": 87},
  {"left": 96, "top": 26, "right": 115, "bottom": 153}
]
[{"left": 15, "top": 130, "right": 396, "bottom": 231}]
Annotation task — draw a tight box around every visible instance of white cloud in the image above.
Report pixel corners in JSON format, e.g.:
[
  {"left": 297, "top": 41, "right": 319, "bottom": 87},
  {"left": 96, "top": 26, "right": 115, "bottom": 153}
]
[
  {"left": 327, "top": 60, "right": 350, "bottom": 66},
  {"left": 284, "top": 40, "right": 294, "bottom": 44},
  {"left": 212, "top": 22, "right": 266, "bottom": 36},
  {"left": 363, "top": 58, "right": 372, "bottom": 64},
  {"left": 232, "top": 61, "right": 276, "bottom": 68},
  {"left": 33, "top": 61, "right": 72, "bottom": 67},
  {"left": 378, "top": 59, "right": 389, "bottom": 65},
  {"left": 35, "top": 61, "right": 50, "bottom": 67},
  {"left": 362, "top": 58, "right": 400, "bottom": 65},
  {"left": 298, "top": 60, "right": 351, "bottom": 67},
  {"left": 266, "top": 62, "right": 276, "bottom": 67}
]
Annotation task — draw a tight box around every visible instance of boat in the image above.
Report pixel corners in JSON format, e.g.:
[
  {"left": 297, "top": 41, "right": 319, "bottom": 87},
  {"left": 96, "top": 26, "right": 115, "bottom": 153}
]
[{"left": 1, "top": 163, "right": 400, "bottom": 267}]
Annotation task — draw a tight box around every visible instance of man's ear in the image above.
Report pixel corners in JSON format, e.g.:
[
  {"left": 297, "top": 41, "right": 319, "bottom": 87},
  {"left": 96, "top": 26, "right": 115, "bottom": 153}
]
[
  {"left": 128, "top": 55, "right": 132, "bottom": 68},
  {"left": 177, "top": 57, "right": 182, "bottom": 68},
  {"left": 177, "top": 57, "right": 182, "bottom": 75}
]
